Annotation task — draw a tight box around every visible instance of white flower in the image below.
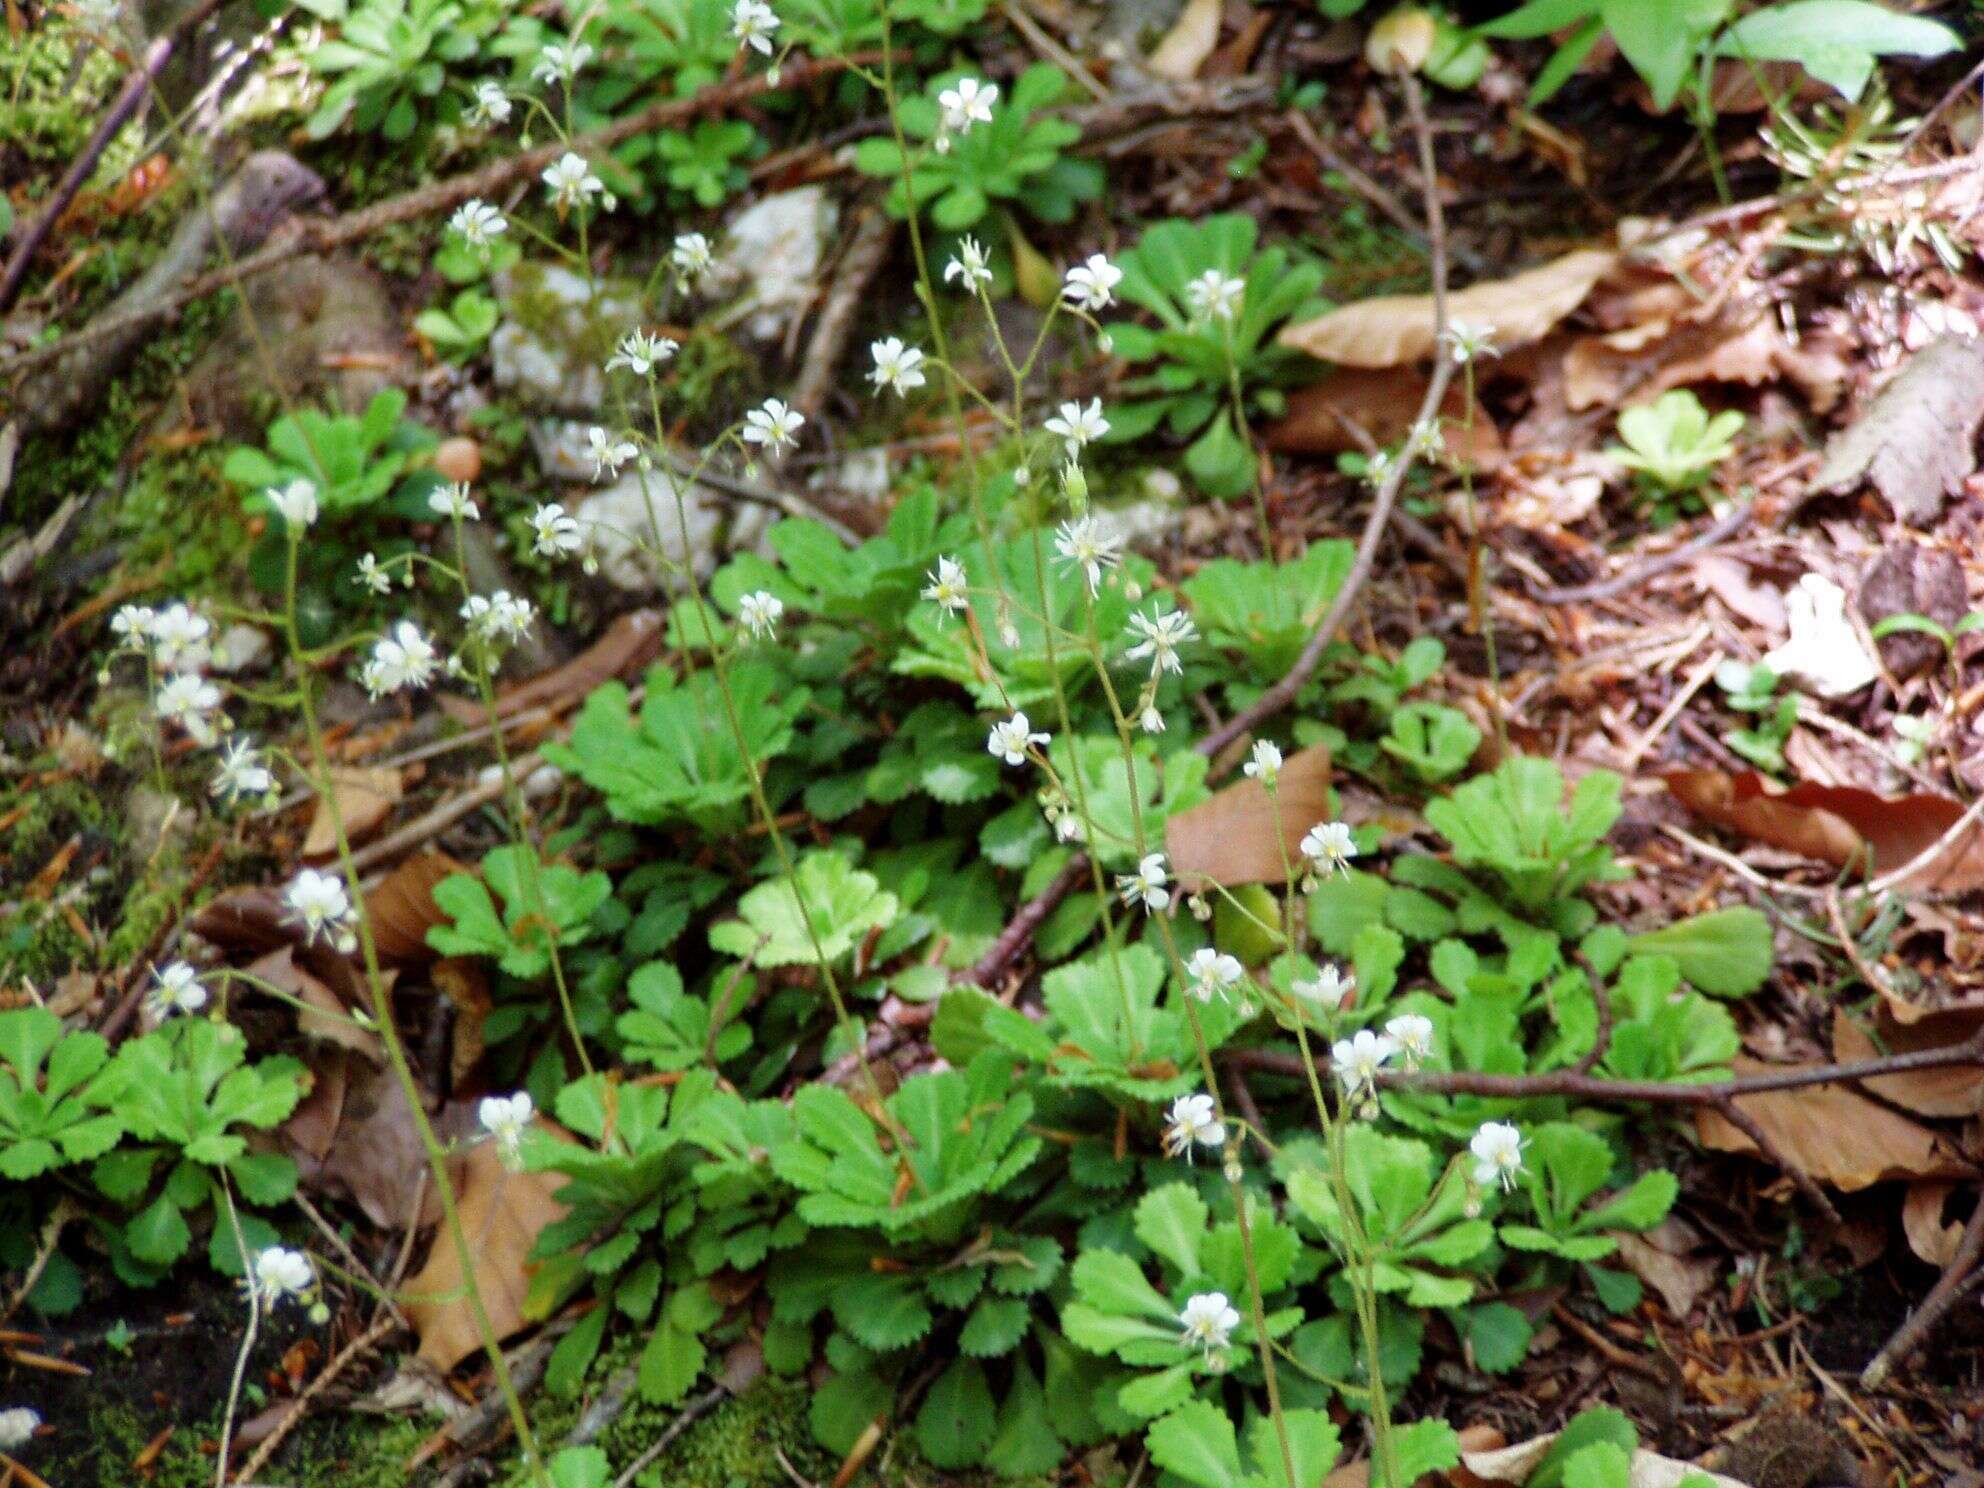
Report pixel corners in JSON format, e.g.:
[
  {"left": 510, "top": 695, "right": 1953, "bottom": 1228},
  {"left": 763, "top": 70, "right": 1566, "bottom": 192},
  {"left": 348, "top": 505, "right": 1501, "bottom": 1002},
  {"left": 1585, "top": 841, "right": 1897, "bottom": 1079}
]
[
  {"left": 531, "top": 40, "right": 594, "bottom": 86},
  {"left": 987, "top": 710, "right": 1049, "bottom": 767},
  {"left": 1178, "top": 1292, "right": 1239, "bottom": 1354},
  {"left": 1116, "top": 852, "right": 1170, "bottom": 913},
  {"left": 1762, "top": 573, "right": 1880, "bottom": 699},
  {"left": 923, "top": 555, "right": 968, "bottom": 614},
  {"left": 211, "top": 738, "right": 274, "bottom": 804},
  {"left": 1163, "top": 1093, "right": 1225, "bottom": 1161},
  {"left": 938, "top": 76, "right": 998, "bottom": 136},
  {"left": 147, "top": 961, "right": 208, "bottom": 1020},
  {"left": 479, "top": 1091, "right": 534, "bottom": 1168},
  {"left": 461, "top": 591, "right": 536, "bottom": 647},
  {"left": 1300, "top": 821, "right": 1357, "bottom": 876},
  {"left": 148, "top": 602, "right": 212, "bottom": 671},
  {"left": 1440, "top": 318, "right": 1498, "bottom": 364},
  {"left": 354, "top": 553, "right": 392, "bottom": 595},
  {"left": 0, "top": 1408, "right": 37, "bottom": 1451},
  {"left": 1044, "top": 397, "right": 1109, "bottom": 456},
  {"left": 607, "top": 330, "right": 678, "bottom": 376},
  {"left": 285, "top": 868, "right": 355, "bottom": 950},
  {"left": 1053, "top": 516, "right": 1122, "bottom": 596},
  {"left": 1470, "top": 1121, "right": 1525, "bottom": 1191},
  {"left": 944, "top": 236, "right": 993, "bottom": 292},
  {"left": 1243, "top": 740, "right": 1282, "bottom": 786},
  {"left": 112, "top": 603, "right": 157, "bottom": 649},
  {"left": 1185, "top": 269, "right": 1246, "bottom": 322},
  {"left": 156, "top": 672, "right": 224, "bottom": 745},
  {"left": 430, "top": 482, "right": 480, "bottom": 521},
  {"left": 1332, "top": 1028, "right": 1396, "bottom": 1100},
  {"left": 743, "top": 398, "right": 805, "bottom": 455},
  {"left": 738, "top": 590, "right": 784, "bottom": 640},
  {"left": 1293, "top": 964, "right": 1351, "bottom": 1012},
  {"left": 1062, "top": 254, "right": 1122, "bottom": 313},
  {"left": 1363, "top": 448, "right": 1395, "bottom": 491},
  {"left": 466, "top": 79, "right": 512, "bottom": 126},
  {"left": 531, "top": 503, "right": 583, "bottom": 557},
  {"left": 671, "top": 231, "right": 715, "bottom": 284},
  {"left": 1140, "top": 705, "right": 1165, "bottom": 734},
  {"left": 448, "top": 199, "right": 506, "bottom": 254},
  {"left": 585, "top": 425, "right": 637, "bottom": 479},
  {"left": 868, "top": 337, "right": 927, "bottom": 396},
  {"left": 267, "top": 478, "right": 318, "bottom": 530},
  {"left": 360, "top": 620, "right": 439, "bottom": 699},
  {"left": 542, "top": 152, "right": 605, "bottom": 211},
  {"left": 1125, "top": 609, "right": 1196, "bottom": 675},
  {"left": 731, "top": 0, "right": 779, "bottom": 54},
  {"left": 246, "top": 1246, "right": 315, "bottom": 1308},
  {"left": 1186, "top": 947, "right": 1244, "bottom": 1003},
  {"left": 1384, "top": 1013, "right": 1434, "bottom": 1069}
]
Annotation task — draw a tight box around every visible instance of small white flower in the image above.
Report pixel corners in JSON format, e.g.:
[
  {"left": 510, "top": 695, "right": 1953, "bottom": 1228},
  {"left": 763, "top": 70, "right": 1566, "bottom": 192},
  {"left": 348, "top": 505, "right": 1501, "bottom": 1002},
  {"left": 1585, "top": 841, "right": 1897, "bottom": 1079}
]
[
  {"left": 448, "top": 199, "right": 506, "bottom": 254},
  {"left": 1044, "top": 397, "right": 1109, "bottom": 456},
  {"left": 479, "top": 1091, "right": 535, "bottom": 1168},
  {"left": 1179, "top": 1292, "right": 1239, "bottom": 1354},
  {"left": 944, "top": 236, "right": 993, "bottom": 292},
  {"left": 922, "top": 555, "right": 968, "bottom": 614},
  {"left": 938, "top": 76, "right": 998, "bottom": 135},
  {"left": 531, "top": 40, "right": 594, "bottom": 86},
  {"left": 1440, "top": 318, "right": 1499, "bottom": 365},
  {"left": 1186, "top": 947, "right": 1244, "bottom": 1003},
  {"left": 1116, "top": 852, "right": 1170, "bottom": 913},
  {"left": 112, "top": 603, "right": 157, "bottom": 650},
  {"left": 1140, "top": 704, "right": 1165, "bottom": 734},
  {"left": 1185, "top": 269, "right": 1246, "bottom": 322},
  {"left": 354, "top": 553, "right": 392, "bottom": 595},
  {"left": 266, "top": 478, "right": 319, "bottom": 530},
  {"left": 1293, "top": 964, "right": 1351, "bottom": 1012},
  {"left": 1363, "top": 448, "right": 1395, "bottom": 491},
  {"left": 1243, "top": 740, "right": 1282, "bottom": 787},
  {"left": 1062, "top": 254, "right": 1122, "bottom": 313},
  {"left": 1332, "top": 1029, "right": 1396, "bottom": 1100},
  {"left": 607, "top": 330, "right": 678, "bottom": 376},
  {"left": 211, "top": 738, "right": 274, "bottom": 804},
  {"left": 1163, "top": 1093, "right": 1225, "bottom": 1161},
  {"left": 1300, "top": 821, "right": 1357, "bottom": 876},
  {"left": 146, "top": 961, "right": 208, "bottom": 1020},
  {"left": 285, "top": 868, "right": 355, "bottom": 950},
  {"left": 1470, "top": 1121, "right": 1525, "bottom": 1191},
  {"left": 738, "top": 590, "right": 784, "bottom": 640},
  {"left": 155, "top": 672, "right": 224, "bottom": 746},
  {"left": 868, "top": 337, "right": 927, "bottom": 397},
  {"left": 742, "top": 398, "right": 805, "bottom": 455},
  {"left": 987, "top": 710, "right": 1050, "bottom": 766},
  {"left": 1384, "top": 1013, "right": 1434, "bottom": 1070},
  {"left": 585, "top": 425, "right": 637, "bottom": 479},
  {"left": 1053, "top": 515, "right": 1122, "bottom": 596},
  {"left": 360, "top": 620, "right": 439, "bottom": 699},
  {"left": 246, "top": 1246, "right": 315, "bottom": 1309},
  {"left": 430, "top": 482, "right": 480, "bottom": 522},
  {"left": 542, "top": 152, "right": 606, "bottom": 211},
  {"left": 531, "top": 503, "right": 583, "bottom": 557},
  {"left": 148, "top": 602, "right": 212, "bottom": 672},
  {"left": 0, "top": 1408, "right": 37, "bottom": 1451},
  {"left": 671, "top": 231, "right": 715, "bottom": 284},
  {"left": 1124, "top": 609, "right": 1196, "bottom": 675},
  {"left": 461, "top": 591, "right": 536, "bottom": 647},
  {"left": 466, "top": 79, "right": 512, "bottom": 126},
  {"left": 731, "top": 0, "right": 779, "bottom": 53}
]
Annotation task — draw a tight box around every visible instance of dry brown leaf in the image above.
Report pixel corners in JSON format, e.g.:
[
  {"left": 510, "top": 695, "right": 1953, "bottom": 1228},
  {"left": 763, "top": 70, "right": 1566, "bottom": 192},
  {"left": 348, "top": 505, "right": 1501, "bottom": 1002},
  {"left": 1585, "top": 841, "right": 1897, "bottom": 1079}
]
[
  {"left": 1613, "top": 1218, "right": 1716, "bottom": 1321},
  {"left": 438, "top": 607, "right": 664, "bottom": 728},
  {"left": 405, "top": 1133, "right": 569, "bottom": 1371},
  {"left": 245, "top": 945, "right": 382, "bottom": 1061},
  {"left": 1663, "top": 770, "right": 1984, "bottom": 892},
  {"left": 433, "top": 956, "right": 493, "bottom": 1089},
  {"left": 1263, "top": 365, "right": 1505, "bottom": 469},
  {"left": 1811, "top": 334, "right": 1984, "bottom": 525},
  {"left": 1831, "top": 1007, "right": 1984, "bottom": 1118},
  {"left": 1691, "top": 556, "right": 1786, "bottom": 630},
  {"left": 1166, "top": 744, "right": 1331, "bottom": 889},
  {"left": 303, "top": 766, "right": 403, "bottom": 857},
  {"left": 293, "top": 1061, "right": 437, "bottom": 1230},
  {"left": 1563, "top": 312, "right": 1847, "bottom": 414},
  {"left": 1457, "top": 1431, "right": 1745, "bottom": 1488},
  {"left": 1695, "top": 1060, "right": 1972, "bottom": 1191},
  {"left": 1903, "top": 1180, "right": 1966, "bottom": 1266},
  {"left": 365, "top": 851, "right": 474, "bottom": 968},
  {"left": 1280, "top": 249, "right": 1618, "bottom": 369},
  {"left": 1145, "top": 0, "right": 1220, "bottom": 80}
]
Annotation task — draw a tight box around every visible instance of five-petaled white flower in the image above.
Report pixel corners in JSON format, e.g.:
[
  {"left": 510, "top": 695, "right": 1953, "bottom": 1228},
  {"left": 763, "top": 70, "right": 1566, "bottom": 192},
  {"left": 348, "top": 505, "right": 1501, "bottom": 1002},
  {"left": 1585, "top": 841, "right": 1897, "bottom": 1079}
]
[
  {"left": 354, "top": 552, "right": 392, "bottom": 595},
  {"left": 1384, "top": 1013, "right": 1434, "bottom": 1070},
  {"left": 1300, "top": 821, "right": 1357, "bottom": 876},
  {"left": 1186, "top": 269, "right": 1246, "bottom": 322},
  {"left": 430, "top": 482, "right": 480, "bottom": 522},
  {"left": 938, "top": 77, "right": 998, "bottom": 136},
  {"left": 531, "top": 40, "right": 594, "bottom": 86},
  {"left": 112, "top": 603, "right": 156, "bottom": 650},
  {"left": 531, "top": 503, "right": 583, "bottom": 557},
  {"left": 147, "top": 961, "right": 208, "bottom": 1020},
  {"left": 1179, "top": 1292, "right": 1239, "bottom": 1354},
  {"left": 360, "top": 620, "right": 439, "bottom": 699},
  {"left": 731, "top": 0, "right": 779, "bottom": 53},
  {"left": 1243, "top": 740, "right": 1282, "bottom": 786},
  {"left": 479, "top": 1091, "right": 535, "bottom": 1168},
  {"left": 1293, "top": 964, "right": 1351, "bottom": 1012},
  {"left": 466, "top": 79, "right": 512, "bottom": 126},
  {"left": 246, "top": 1246, "right": 315, "bottom": 1309},
  {"left": 922, "top": 556, "right": 968, "bottom": 614},
  {"left": 1125, "top": 609, "right": 1196, "bottom": 675},
  {"left": 987, "top": 710, "right": 1049, "bottom": 767},
  {"left": 944, "top": 236, "right": 993, "bottom": 292},
  {"left": 1186, "top": 947, "right": 1245, "bottom": 1003},
  {"left": 461, "top": 591, "right": 536, "bottom": 647},
  {"left": 542, "top": 152, "right": 605, "bottom": 211},
  {"left": 671, "top": 231, "right": 714, "bottom": 284},
  {"left": 1469, "top": 1121, "right": 1525, "bottom": 1191},
  {"left": 1053, "top": 515, "right": 1121, "bottom": 596},
  {"left": 607, "top": 330, "right": 678, "bottom": 376},
  {"left": 1163, "top": 1093, "right": 1225, "bottom": 1161},
  {"left": 1116, "top": 852, "right": 1170, "bottom": 913},
  {"left": 448, "top": 200, "right": 506, "bottom": 254},
  {"left": 156, "top": 672, "right": 224, "bottom": 745},
  {"left": 285, "top": 868, "right": 355, "bottom": 950},
  {"left": 211, "top": 738, "right": 273, "bottom": 804},
  {"left": 1140, "top": 704, "right": 1165, "bottom": 734},
  {"left": 0, "top": 1408, "right": 38, "bottom": 1452},
  {"left": 868, "top": 337, "right": 927, "bottom": 396},
  {"left": 742, "top": 398, "right": 804, "bottom": 455},
  {"left": 1440, "top": 318, "right": 1498, "bottom": 365},
  {"left": 1332, "top": 1029, "right": 1397, "bottom": 1100},
  {"left": 267, "top": 478, "right": 318, "bottom": 530},
  {"left": 738, "top": 590, "right": 784, "bottom": 640},
  {"left": 585, "top": 425, "right": 637, "bottom": 479},
  {"left": 148, "top": 602, "right": 212, "bottom": 671},
  {"left": 1044, "top": 398, "right": 1109, "bottom": 456},
  {"left": 1062, "top": 253, "right": 1122, "bottom": 313}
]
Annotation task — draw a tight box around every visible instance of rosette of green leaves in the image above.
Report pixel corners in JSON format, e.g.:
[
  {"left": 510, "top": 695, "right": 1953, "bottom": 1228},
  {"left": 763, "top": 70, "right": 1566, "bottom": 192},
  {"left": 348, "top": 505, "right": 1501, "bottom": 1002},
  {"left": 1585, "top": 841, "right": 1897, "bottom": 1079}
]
[
  {"left": 299, "top": 0, "right": 500, "bottom": 141},
  {"left": 0, "top": 1008, "right": 123, "bottom": 1181}
]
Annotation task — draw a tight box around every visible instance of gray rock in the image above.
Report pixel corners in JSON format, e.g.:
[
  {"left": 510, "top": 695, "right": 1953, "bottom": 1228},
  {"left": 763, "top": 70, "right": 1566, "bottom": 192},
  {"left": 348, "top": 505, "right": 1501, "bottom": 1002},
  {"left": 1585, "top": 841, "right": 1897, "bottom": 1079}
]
[
  {"left": 576, "top": 467, "right": 769, "bottom": 592},
  {"left": 489, "top": 262, "right": 643, "bottom": 416},
  {"left": 711, "top": 187, "right": 838, "bottom": 341}
]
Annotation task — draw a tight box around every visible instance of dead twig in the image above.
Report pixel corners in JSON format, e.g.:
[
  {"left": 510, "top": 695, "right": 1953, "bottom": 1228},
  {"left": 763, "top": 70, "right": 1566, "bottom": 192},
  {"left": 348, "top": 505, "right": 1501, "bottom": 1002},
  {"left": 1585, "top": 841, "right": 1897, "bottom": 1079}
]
[
  {"left": 790, "top": 206, "right": 897, "bottom": 421},
  {"left": 1708, "top": 1091, "right": 1839, "bottom": 1226},
  {"left": 230, "top": 1315, "right": 400, "bottom": 1485},
  {"left": 1532, "top": 502, "right": 1754, "bottom": 605},
  {"left": 1860, "top": 1181, "right": 1984, "bottom": 1390},
  {"left": 609, "top": 1384, "right": 730, "bottom": 1488}
]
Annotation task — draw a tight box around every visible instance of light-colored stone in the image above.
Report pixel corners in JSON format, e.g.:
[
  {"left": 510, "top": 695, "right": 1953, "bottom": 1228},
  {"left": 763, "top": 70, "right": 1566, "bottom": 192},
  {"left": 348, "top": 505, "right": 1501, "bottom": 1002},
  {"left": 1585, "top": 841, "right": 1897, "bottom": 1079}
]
[
  {"left": 489, "top": 262, "right": 642, "bottom": 415},
  {"left": 1090, "top": 495, "right": 1182, "bottom": 552},
  {"left": 209, "top": 623, "right": 273, "bottom": 675},
  {"left": 711, "top": 186, "right": 838, "bottom": 341},
  {"left": 576, "top": 468, "right": 770, "bottom": 592}
]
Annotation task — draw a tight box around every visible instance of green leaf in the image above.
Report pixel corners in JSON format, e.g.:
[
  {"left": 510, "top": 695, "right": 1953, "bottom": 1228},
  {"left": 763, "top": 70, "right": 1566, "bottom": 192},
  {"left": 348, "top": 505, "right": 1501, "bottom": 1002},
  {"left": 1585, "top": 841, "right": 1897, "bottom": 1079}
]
[
  {"left": 1530, "top": 1409, "right": 1638, "bottom": 1488},
  {"left": 1246, "top": 1409, "right": 1341, "bottom": 1488},
  {"left": 1148, "top": 1400, "right": 1245, "bottom": 1488},
  {"left": 709, "top": 852, "right": 900, "bottom": 968},
  {"left": 1463, "top": 1302, "right": 1534, "bottom": 1373},
  {"left": 1629, "top": 908, "right": 1771, "bottom": 997},
  {"left": 986, "top": 1358, "right": 1064, "bottom": 1476},
  {"left": 1134, "top": 1183, "right": 1208, "bottom": 1280},
  {"left": 1564, "top": 1442, "right": 1634, "bottom": 1488},
  {"left": 1716, "top": 0, "right": 1957, "bottom": 99},
  {"left": 1391, "top": 1420, "right": 1463, "bottom": 1483},
  {"left": 958, "top": 1295, "right": 1031, "bottom": 1357},
  {"left": 126, "top": 1195, "right": 191, "bottom": 1267},
  {"left": 639, "top": 1283, "right": 721, "bottom": 1403},
  {"left": 831, "top": 1272, "right": 933, "bottom": 1352},
  {"left": 915, "top": 1359, "right": 996, "bottom": 1467}
]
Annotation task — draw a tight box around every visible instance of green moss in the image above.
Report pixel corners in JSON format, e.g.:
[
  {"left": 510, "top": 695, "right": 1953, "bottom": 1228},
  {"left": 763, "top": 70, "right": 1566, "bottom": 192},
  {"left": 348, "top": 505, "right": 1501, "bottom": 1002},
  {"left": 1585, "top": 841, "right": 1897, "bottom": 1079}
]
[
  {"left": 0, "top": 21, "right": 128, "bottom": 175},
  {"left": 52, "top": 1395, "right": 432, "bottom": 1488}
]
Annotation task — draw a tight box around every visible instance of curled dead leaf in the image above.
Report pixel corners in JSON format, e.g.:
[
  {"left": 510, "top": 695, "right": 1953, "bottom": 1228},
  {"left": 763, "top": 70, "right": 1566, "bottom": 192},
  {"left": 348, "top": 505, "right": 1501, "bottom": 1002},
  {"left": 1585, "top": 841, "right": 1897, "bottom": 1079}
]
[
  {"left": 1263, "top": 365, "right": 1505, "bottom": 469},
  {"left": 1695, "top": 1061, "right": 1972, "bottom": 1191},
  {"left": 1902, "top": 1181, "right": 1966, "bottom": 1266},
  {"left": 1457, "top": 1430, "right": 1745, "bottom": 1488},
  {"left": 245, "top": 945, "right": 382, "bottom": 1061},
  {"left": 303, "top": 766, "right": 403, "bottom": 858},
  {"left": 364, "top": 851, "right": 474, "bottom": 968},
  {"left": 1811, "top": 334, "right": 1984, "bottom": 525},
  {"left": 1165, "top": 743, "right": 1331, "bottom": 890}
]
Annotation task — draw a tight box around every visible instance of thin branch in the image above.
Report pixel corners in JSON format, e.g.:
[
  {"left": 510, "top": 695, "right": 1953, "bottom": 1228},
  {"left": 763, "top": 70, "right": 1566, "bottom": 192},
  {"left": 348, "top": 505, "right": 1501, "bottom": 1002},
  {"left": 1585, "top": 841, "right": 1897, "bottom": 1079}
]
[
  {"left": 1709, "top": 1091, "right": 1839, "bottom": 1226},
  {"left": 1860, "top": 1182, "right": 1984, "bottom": 1390},
  {"left": 610, "top": 1385, "right": 730, "bottom": 1488}
]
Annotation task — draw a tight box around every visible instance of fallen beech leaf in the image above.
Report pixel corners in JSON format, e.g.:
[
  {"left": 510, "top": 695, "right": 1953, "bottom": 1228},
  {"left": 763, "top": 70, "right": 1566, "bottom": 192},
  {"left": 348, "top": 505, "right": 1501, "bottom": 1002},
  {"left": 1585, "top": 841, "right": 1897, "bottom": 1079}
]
[
  {"left": 1563, "top": 311, "right": 1848, "bottom": 414},
  {"left": 364, "top": 851, "right": 474, "bottom": 968},
  {"left": 1663, "top": 770, "right": 1984, "bottom": 891},
  {"left": 1810, "top": 334, "right": 1984, "bottom": 525},
  {"left": 1613, "top": 1218, "right": 1716, "bottom": 1322},
  {"left": 405, "top": 1133, "right": 569, "bottom": 1371},
  {"left": 1902, "top": 1181, "right": 1965, "bottom": 1266},
  {"left": 1695, "top": 1060, "right": 1971, "bottom": 1191},
  {"left": 433, "top": 956, "right": 493, "bottom": 1088},
  {"left": 438, "top": 607, "right": 664, "bottom": 727},
  {"left": 1262, "top": 365, "right": 1505, "bottom": 468},
  {"left": 1280, "top": 248, "right": 1618, "bottom": 368},
  {"left": 299, "top": 1061, "right": 437, "bottom": 1230},
  {"left": 1458, "top": 1432, "right": 1745, "bottom": 1488},
  {"left": 1831, "top": 1007, "right": 1984, "bottom": 1118},
  {"left": 245, "top": 945, "right": 382, "bottom": 1061},
  {"left": 1146, "top": 0, "right": 1220, "bottom": 79},
  {"left": 303, "top": 766, "right": 403, "bottom": 857},
  {"left": 1166, "top": 744, "right": 1331, "bottom": 889}
]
